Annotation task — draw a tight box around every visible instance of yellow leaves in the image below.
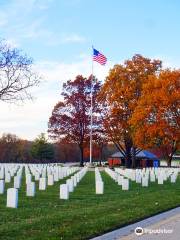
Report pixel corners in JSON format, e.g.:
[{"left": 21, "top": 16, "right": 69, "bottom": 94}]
[
  {"left": 98, "top": 54, "right": 180, "bottom": 152},
  {"left": 131, "top": 69, "right": 180, "bottom": 149},
  {"left": 98, "top": 55, "right": 162, "bottom": 146}
]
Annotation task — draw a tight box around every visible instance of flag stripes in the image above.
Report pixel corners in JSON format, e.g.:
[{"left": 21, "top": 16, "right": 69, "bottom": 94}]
[{"left": 93, "top": 48, "right": 107, "bottom": 65}]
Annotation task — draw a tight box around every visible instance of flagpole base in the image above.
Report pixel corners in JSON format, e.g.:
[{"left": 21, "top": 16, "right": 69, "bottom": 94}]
[{"left": 86, "top": 162, "right": 94, "bottom": 168}]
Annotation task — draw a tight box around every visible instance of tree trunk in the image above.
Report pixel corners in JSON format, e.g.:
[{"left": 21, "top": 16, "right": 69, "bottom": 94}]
[
  {"left": 167, "top": 141, "right": 177, "bottom": 167},
  {"left": 99, "top": 144, "right": 103, "bottom": 166},
  {"left": 124, "top": 135, "right": 133, "bottom": 168},
  {"left": 79, "top": 145, "right": 84, "bottom": 167},
  {"left": 167, "top": 157, "right": 172, "bottom": 167},
  {"left": 125, "top": 150, "right": 131, "bottom": 168},
  {"left": 131, "top": 147, "right": 136, "bottom": 168}
]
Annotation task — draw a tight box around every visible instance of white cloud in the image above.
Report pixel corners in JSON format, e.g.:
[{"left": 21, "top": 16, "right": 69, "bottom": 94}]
[
  {"left": 62, "top": 34, "right": 86, "bottom": 43},
  {"left": 21, "top": 18, "right": 52, "bottom": 40},
  {"left": 2, "top": 51, "right": 178, "bottom": 140},
  {"left": 150, "top": 55, "right": 180, "bottom": 69},
  {"left": 9, "top": 0, "right": 53, "bottom": 13},
  {"left": 0, "top": 56, "right": 112, "bottom": 140},
  {"left": 0, "top": 0, "right": 85, "bottom": 46},
  {"left": 37, "top": 33, "right": 86, "bottom": 46},
  {"left": 3, "top": 38, "right": 20, "bottom": 48},
  {"left": 0, "top": 11, "right": 8, "bottom": 27},
  {"left": 35, "top": 0, "right": 54, "bottom": 10}
]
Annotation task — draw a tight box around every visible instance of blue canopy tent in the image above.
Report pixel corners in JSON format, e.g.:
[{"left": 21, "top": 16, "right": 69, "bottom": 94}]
[{"left": 111, "top": 150, "right": 160, "bottom": 167}]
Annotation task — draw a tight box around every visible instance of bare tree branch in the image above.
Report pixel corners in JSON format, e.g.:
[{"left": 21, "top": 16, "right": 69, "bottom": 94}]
[{"left": 0, "top": 40, "right": 41, "bottom": 103}]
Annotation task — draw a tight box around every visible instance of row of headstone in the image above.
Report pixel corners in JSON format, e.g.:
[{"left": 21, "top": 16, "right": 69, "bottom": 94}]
[
  {"left": 0, "top": 164, "right": 22, "bottom": 184},
  {"left": 95, "top": 168, "right": 104, "bottom": 194},
  {"left": 161, "top": 161, "right": 180, "bottom": 167},
  {"left": 60, "top": 167, "right": 88, "bottom": 200},
  {"left": 114, "top": 167, "right": 180, "bottom": 188},
  {"left": 25, "top": 165, "right": 79, "bottom": 183},
  {"left": 87, "top": 161, "right": 106, "bottom": 167},
  {"left": 105, "top": 168, "right": 129, "bottom": 190},
  {"left": 0, "top": 163, "right": 80, "bottom": 208},
  {"left": 26, "top": 165, "right": 79, "bottom": 198},
  {"left": 0, "top": 165, "right": 23, "bottom": 195},
  {"left": 1, "top": 164, "right": 21, "bottom": 208}
]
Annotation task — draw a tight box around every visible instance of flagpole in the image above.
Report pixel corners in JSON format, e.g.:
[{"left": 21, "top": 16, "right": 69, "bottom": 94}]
[{"left": 90, "top": 45, "right": 94, "bottom": 164}]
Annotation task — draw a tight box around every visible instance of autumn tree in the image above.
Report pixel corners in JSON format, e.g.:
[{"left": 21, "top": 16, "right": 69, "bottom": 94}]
[
  {"left": 0, "top": 40, "right": 40, "bottom": 103},
  {"left": 99, "top": 54, "right": 162, "bottom": 168},
  {"left": 130, "top": 69, "right": 180, "bottom": 166},
  {"left": 0, "top": 133, "right": 31, "bottom": 162},
  {"left": 48, "top": 75, "right": 101, "bottom": 166},
  {"left": 92, "top": 124, "right": 108, "bottom": 165},
  {"left": 31, "top": 133, "right": 54, "bottom": 162},
  {"left": 54, "top": 142, "right": 80, "bottom": 163}
]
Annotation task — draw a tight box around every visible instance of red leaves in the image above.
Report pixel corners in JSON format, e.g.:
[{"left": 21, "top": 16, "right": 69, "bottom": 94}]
[{"left": 48, "top": 75, "right": 102, "bottom": 148}]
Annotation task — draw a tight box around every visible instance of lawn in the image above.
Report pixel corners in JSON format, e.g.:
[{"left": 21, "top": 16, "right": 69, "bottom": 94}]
[{"left": 0, "top": 170, "right": 180, "bottom": 240}]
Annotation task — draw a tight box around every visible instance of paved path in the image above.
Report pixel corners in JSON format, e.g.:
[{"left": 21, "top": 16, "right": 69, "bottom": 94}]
[
  {"left": 91, "top": 207, "right": 180, "bottom": 240},
  {"left": 120, "top": 213, "right": 180, "bottom": 240}
]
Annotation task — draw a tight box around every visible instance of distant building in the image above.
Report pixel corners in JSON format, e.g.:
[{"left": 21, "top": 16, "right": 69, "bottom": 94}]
[
  {"left": 109, "top": 150, "right": 160, "bottom": 167},
  {"left": 172, "top": 155, "right": 180, "bottom": 160}
]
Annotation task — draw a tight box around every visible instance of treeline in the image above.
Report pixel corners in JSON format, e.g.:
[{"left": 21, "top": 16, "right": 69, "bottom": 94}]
[{"left": 0, "top": 133, "right": 115, "bottom": 163}]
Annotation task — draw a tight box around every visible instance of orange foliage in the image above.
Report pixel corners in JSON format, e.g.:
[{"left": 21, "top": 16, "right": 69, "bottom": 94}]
[
  {"left": 99, "top": 54, "right": 162, "bottom": 167},
  {"left": 130, "top": 69, "right": 180, "bottom": 164}
]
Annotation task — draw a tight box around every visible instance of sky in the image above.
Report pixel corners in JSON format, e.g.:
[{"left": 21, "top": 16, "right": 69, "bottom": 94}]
[{"left": 0, "top": 0, "right": 180, "bottom": 140}]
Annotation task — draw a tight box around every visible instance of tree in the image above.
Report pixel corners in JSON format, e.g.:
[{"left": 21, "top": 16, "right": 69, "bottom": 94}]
[
  {"left": 99, "top": 54, "right": 162, "bottom": 168},
  {"left": 0, "top": 40, "right": 40, "bottom": 102},
  {"left": 0, "top": 133, "right": 29, "bottom": 162},
  {"left": 130, "top": 69, "right": 180, "bottom": 166},
  {"left": 54, "top": 142, "right": 80, "bottom": 163},
  {"left": 31, "top": 133, "right": 54, "bottom": 162},
  {"left": 48, "top": 75, "right": 101, "bottom": 166}
]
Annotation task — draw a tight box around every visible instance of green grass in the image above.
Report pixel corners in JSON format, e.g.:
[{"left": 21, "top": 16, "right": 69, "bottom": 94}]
[{"left": 0, "top": 171, "right": 180, "bottom": 240}]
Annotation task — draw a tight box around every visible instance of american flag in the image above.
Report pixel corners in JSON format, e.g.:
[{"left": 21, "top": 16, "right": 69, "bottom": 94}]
[{"left": 93, "top": 48, "right": 107, "bottom": 65}]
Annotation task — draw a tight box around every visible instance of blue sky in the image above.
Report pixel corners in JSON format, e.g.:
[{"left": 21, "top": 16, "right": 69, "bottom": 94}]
[{"left": 0, "top": 0, "right": 180, "bottom": 140}]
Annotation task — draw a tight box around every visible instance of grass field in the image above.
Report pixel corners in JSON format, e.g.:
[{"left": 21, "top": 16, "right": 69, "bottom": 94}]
[{"left": 0, "top": 171, "right": 180, "bottom": 240}]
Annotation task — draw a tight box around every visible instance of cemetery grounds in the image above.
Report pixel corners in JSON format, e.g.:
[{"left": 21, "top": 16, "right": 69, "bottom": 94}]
[{"left": 0, "top": 164, "right": 179, "bottom": 240}]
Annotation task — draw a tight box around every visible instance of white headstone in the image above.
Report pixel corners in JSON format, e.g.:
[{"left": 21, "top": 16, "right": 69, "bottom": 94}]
[
  {"left": 42, "top": 171, "right": 46, "bottom": 178},
  {"left": 66, "top": 179, "right": 74, "bottom": 192},
  {"left": 54, "top": 172, "right": 59, "bottom": 182},
  {"left": 170, "top": 174, "right": 176, "bottom": 183},
  {"left": 122, "top": 178, "right": 129, "bottom": 190},
  {"left": 72, "top": 176, "right": 77, "bottom": 187},
  {"left": 96, "top": 181, "right": 104, "bottom": 194},
  {"left": 118, "top": 175, "right": 123, "bottom": 185},
  {"left": 0, "top": 180, "right": 5, "bottom": 194},
  {"left": 59, "top": 171, "right": 63, "bottom": 180},
  {"left": 48, "top": 175, "right": 54, "bottom": 186},
  {"left": 136, "top": 174, "right": 141, "bottom": 183},
  {"left": 5, "top": 173, "right": 11, "bottom": 183},
  {"left": 131, "top": 171, "right": 136, "bottom": 181},
  {"left": 35, "top": 173, "right": 40, "bottom": 181},
  {"left": 60, "top": 184, "right": 69, "bottom": 199},
  {"left": 26, "top": 174, "right": 32, "bottom": 184},
  {"left": 76, "top": 174, "right": 80, "bottom": 183},
  {"left": 114, "top": 172, "right": 118, "bottom": 182},
  {"left": 150, "top": 173, "right": 156, "bottom": 182},
  {"left": 142, "top": 177, "right": 148, "bottom": 187},
  {"left": 0, "top": 168, "right": 4, "bottom": 179},
  {"left": 26, "top": 182, "right": 35, "bottom": 197},
  {"left": 163, "top": 173, "right": 168, "bottom": 181},
  {"left": 158, "top": 175, "right": 164, "bottom": 184},
  {"left": 7, "top": 188, "right": 18, "bottom": 208},
  {"left": 39, "top": 178, "right": 46, "bottom": 190},
  {"left": 14, "top": 176, "right": 21, "bottom": 189}
]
